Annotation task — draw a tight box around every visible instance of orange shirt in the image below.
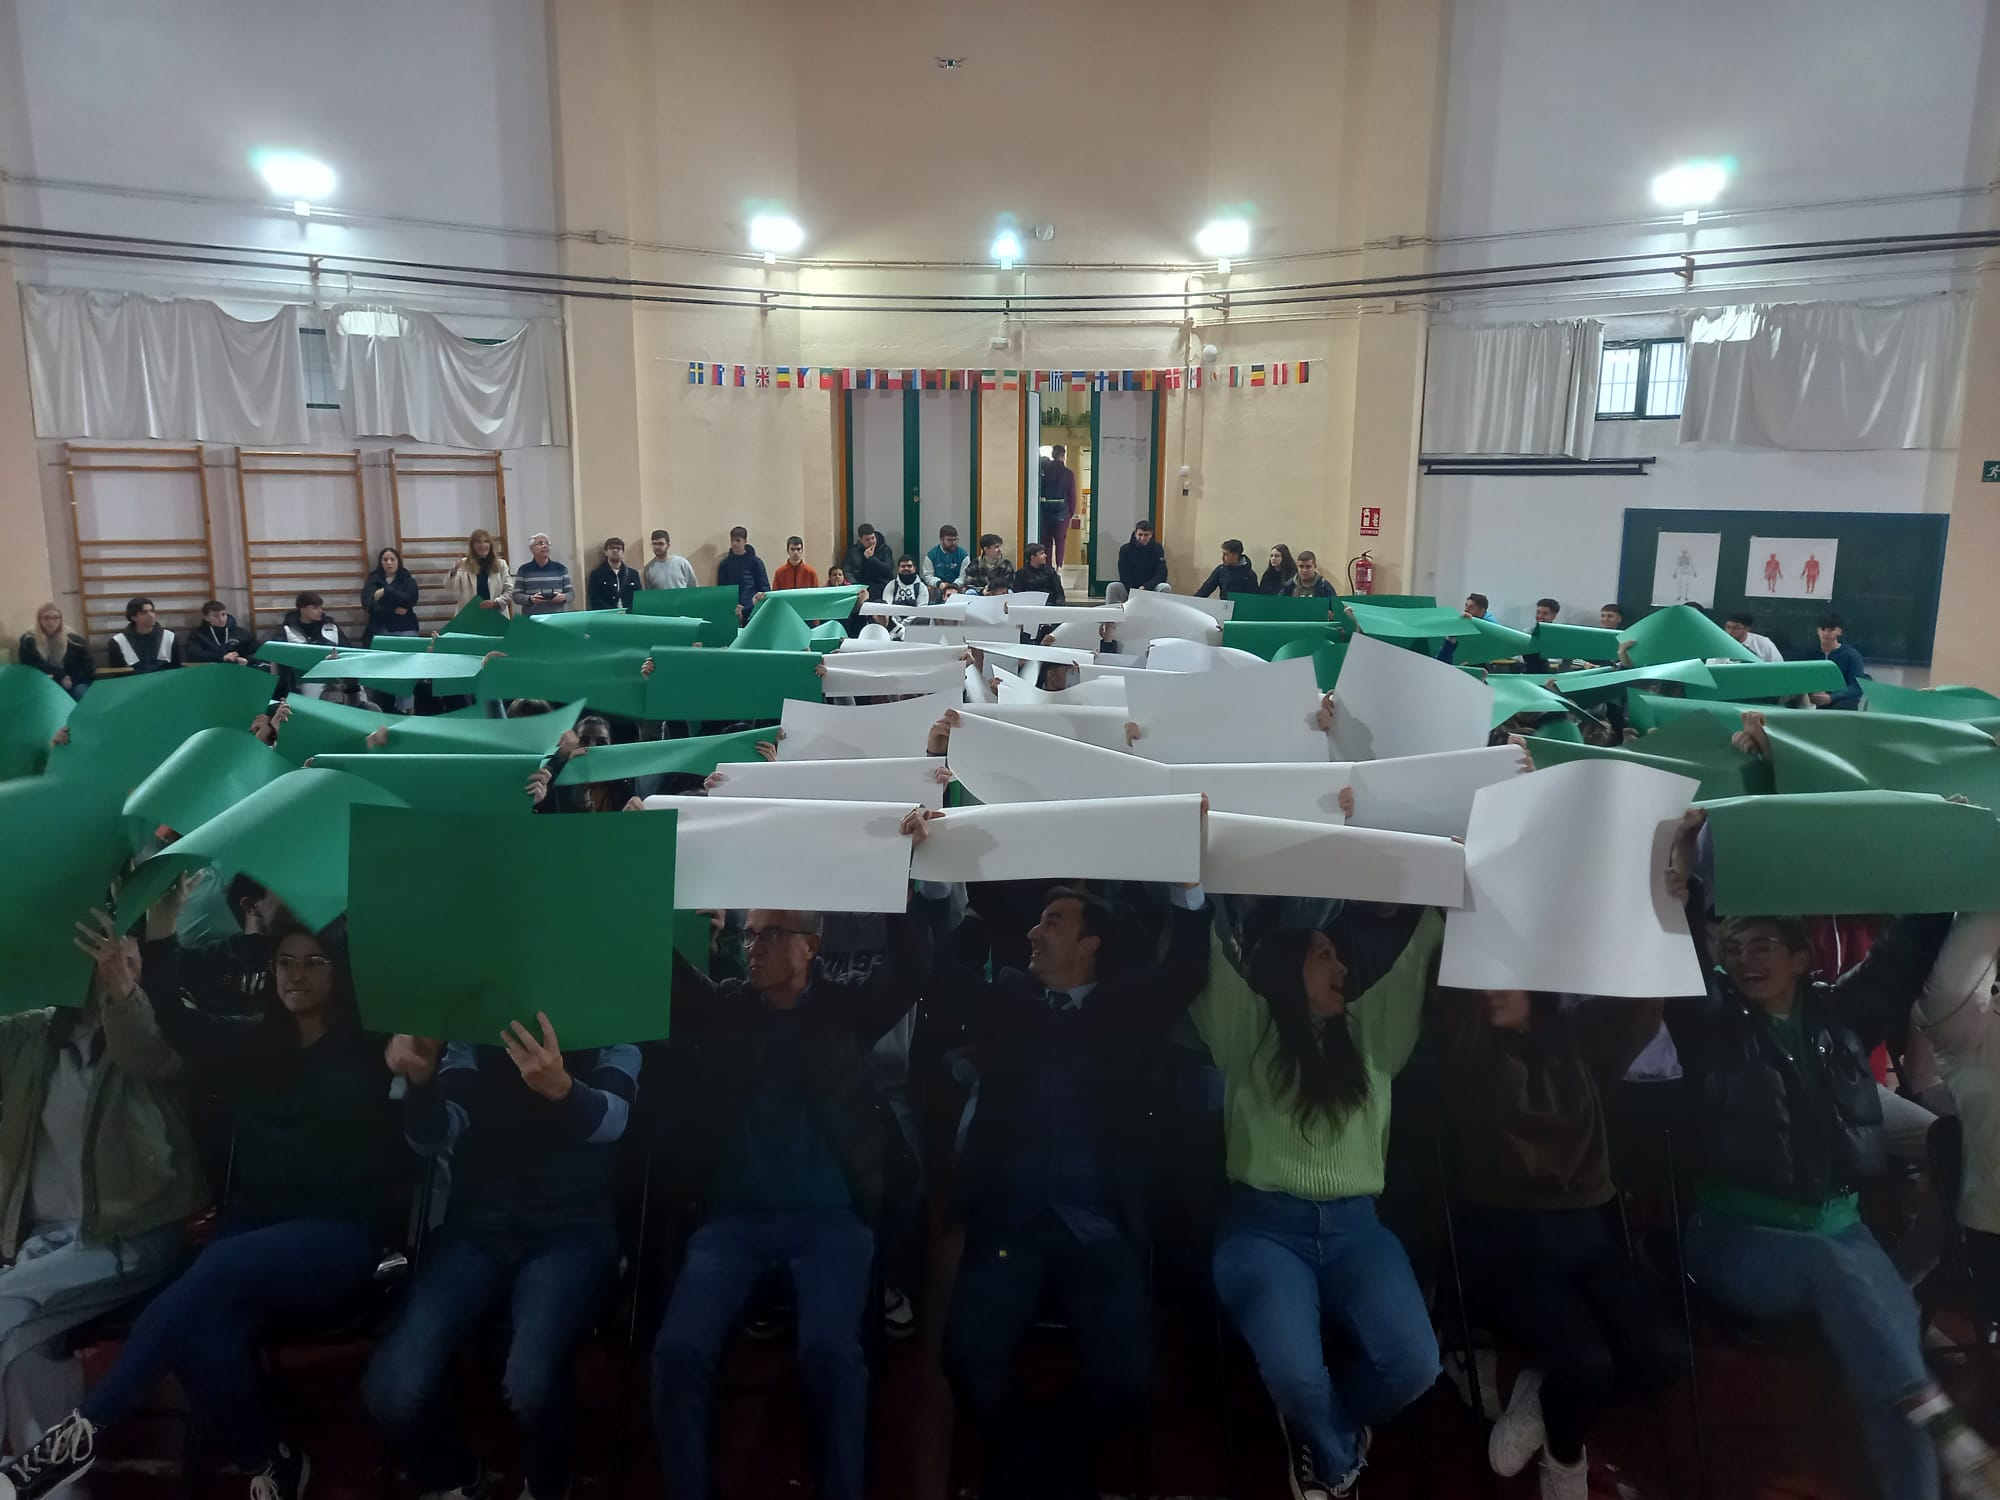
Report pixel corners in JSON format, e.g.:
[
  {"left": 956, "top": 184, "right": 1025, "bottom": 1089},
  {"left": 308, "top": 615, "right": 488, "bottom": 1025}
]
[{"left": 772, "top": 561, "right": 820, "bottom": 590}]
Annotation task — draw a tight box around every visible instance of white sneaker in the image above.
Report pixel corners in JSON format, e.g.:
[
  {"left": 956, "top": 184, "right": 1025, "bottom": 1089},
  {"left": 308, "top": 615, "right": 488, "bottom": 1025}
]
[
  {"left": 1488, "top": 1368, "right": 1546, "bottom": 1478},
  {"left": 1938, "top": 1425, "right": 2000, "bottom": 1499},
  {"left": 0, "top": 1413, "right": 97, "bottom": 1500},
  {"left": 882, "top": 1283, "right": 917, "bottom": 1339},
  {"left": 1279, "top": 1415, "right": 1334, "bottom": 1500},
  {"left": 1329, "top": 1426, "right": 1372, "bottom": 1497},
  {"left": 1538, "top": 1448, "right": 1588, "bottom": 1500}
]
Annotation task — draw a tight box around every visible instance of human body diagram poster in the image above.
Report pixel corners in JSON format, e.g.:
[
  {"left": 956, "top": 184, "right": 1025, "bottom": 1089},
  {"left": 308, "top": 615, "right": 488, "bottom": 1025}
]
[
  {"left": 1746, "top": 537, "right": 1839, "bottom": 599},
  {"left": 1650, "top": 531, "right": 1722, "bottom": 609}
]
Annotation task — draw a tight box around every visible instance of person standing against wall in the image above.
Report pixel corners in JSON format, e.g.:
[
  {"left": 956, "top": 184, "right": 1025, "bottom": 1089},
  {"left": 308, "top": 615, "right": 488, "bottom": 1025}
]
[
  {"left": 586, "top": 538, "right": 641, "bottom": 612},
  {"left": 1038, "top": 446, "right": 1079, "bottom": 569},
  {"left": 717, "top": 527, "right": 770, "bottom": 621},
  {"left": 642, "top": 531, "right": 696, "bottom": 592},
  {"left": 512, "top": 536, "right": 572, "bottom": 616}
]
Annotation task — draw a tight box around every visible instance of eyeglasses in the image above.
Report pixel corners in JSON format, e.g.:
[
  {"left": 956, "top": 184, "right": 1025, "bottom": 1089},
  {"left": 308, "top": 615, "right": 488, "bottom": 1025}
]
[
  {"left": 274, "top": 954, "right": 333, "bottom": 973},
  {"left": 1721, "top": 937, "right": 1788, "bottom": 963},
  {"left": 744, "top": 927, "right": 813, "bottom": 947}
]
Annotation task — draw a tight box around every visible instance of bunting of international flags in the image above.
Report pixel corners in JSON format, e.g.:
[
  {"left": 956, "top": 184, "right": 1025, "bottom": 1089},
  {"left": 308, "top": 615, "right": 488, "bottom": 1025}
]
[{"left": 685, "top": 361, "right": 1310, "bottom": 392}]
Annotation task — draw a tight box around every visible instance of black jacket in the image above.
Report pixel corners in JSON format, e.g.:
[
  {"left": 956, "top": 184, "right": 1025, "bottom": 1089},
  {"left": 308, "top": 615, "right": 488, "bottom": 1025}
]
[
  {"left": 659, "top": 915, "right": 928, "bottom": 1223},
  {"left": 1666, "top": 901, "right": 1949, "bottom": 1205},
  {"left": 185, "top": 617, "right": 256, "bottom": 665},
  {"left": 842, "top": 541, "right": 896, "bottom": 603},
  {"left": 919, "top": 893, "right": 1212, "bottom": 1240},
  {"left": 18, "top": 631, "right": 94, "bottom": 687},
  {"left": 1012, "top": 562, "right": 1066, "bottom": 605},
  {"left": 108, "top": 624, "right": 181, "bottom": 672},
  {"left": 586, "top": 563, "right": 641, "bottom": 613},
  {"left": 1117, "top": 534, "right": 1168, "bottom": 592},
  {"left": 1259, "top": 567, "right": 1296, "bottom": 595},
  {"left": 360, "top": 569, "right": 420, "bottom": 642},
  {"left": 1195, "top": 560, "right": 1259, "bottom": 599}
]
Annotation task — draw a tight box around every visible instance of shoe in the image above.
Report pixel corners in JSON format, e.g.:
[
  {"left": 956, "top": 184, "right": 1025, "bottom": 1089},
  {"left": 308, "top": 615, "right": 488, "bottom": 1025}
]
[
  {"left": 1330, "top": 1426, "right": 1372, "bottom": 1498},
  {"left": 1488, "top": 1368, "right": 1546, "bottom": 1478},
  {"left": 247, "top": 1443, "right": 309, "bottom": 1500},
  {"left": 882, "top": 1284, "right": 917, "bottom": 1339},
  {"left": 0, "top": 1413, "right": 97, "bottom": 1500},
  {"left": 1278, "top": 1415, "right": 1335, "bottom": 1500},
  {"left": 1938, "top": 1425, "right": 2000, "bottom": 1499},
  {"left": 1537, "top": 1448, "right": 1588, "bottom": 1500}
]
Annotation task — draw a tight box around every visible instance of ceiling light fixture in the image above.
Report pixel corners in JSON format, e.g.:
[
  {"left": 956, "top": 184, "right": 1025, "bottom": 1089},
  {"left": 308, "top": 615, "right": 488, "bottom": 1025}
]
[
  {"left": 251, "top": 149, "right": 336, "bottom": 205},
  {"left": 1196, "top": 217, "right": 1249, "bottom": 275},
  {"left": 991, "top": 228, "right": 1022, "bottom": 269},
  {"left": 748, "top": 213, "right": 805, "bottom": 260},
  {"left": 1650, "top": 158, "right": 1732, "bottom": 209}
]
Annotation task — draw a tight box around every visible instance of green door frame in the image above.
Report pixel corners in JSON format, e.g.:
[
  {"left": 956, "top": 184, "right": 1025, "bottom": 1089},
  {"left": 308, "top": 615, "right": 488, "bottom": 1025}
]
[{"left": 1087, "top": 388, "right": 1162, "bottom": 591}]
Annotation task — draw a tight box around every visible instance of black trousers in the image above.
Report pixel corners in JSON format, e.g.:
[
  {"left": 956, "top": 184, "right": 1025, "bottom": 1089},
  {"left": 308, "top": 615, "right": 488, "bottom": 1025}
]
[{"left": 1455, "top": 1203, "right": 1684, "bottom": 1463}]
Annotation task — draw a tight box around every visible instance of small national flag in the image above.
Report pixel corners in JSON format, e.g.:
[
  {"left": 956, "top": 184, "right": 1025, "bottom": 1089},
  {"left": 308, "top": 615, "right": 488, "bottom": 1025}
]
[
  {"left": 754, "top": 366, "right": 772, "bottom": 387},
  {"left": 711, "top": 363, "right": 726, "bottom": 386},
  {"left": 819, "top": 369, "right": 837, "bottom": 390},
  {"left": 1249, "top": 363, "right": 1266, "bottom": 387},
  {"left": 1091, "top": 371, "right": 1109, "bottom": 391},
  {"left": 886, "top": 370, "right": 905, "bottom": 390},
  {"left": 1162, "top": 367, "right": 1180, "bottom": 390},
  {"left": 1002, "top": 370, "right": 1019, "bottom": 390},
  {"left": 1271, "top": 362, "right": 1288, "bottom": 386},
  {"left": 775, "top": 366, "right": 792, "bottom": 388},
  {"left": 1190, "top": 366, "right": 1204, "bottom": 390},
  {"left": 1069, "top": 371, "right": 1088, "bottom": 391},
  {"left": 797, "top": 366, "right": 812, "bottom": 389},
  {"left": 980, "top": 369, "right": 998, "bottom": 391},
  {"left": 688, "top": 361, "right": 707, "bottom": 385},
  {"left": 1228, "top": 366, "right": 1242, "bottom": 388},
  {"left": 731, "top": 364, "right": 746, "bottom": 388},
  {"left": 1140, "top": 368, "right": 1157, "bottom": 391},
  {"left": 1297, "top": 360, "right": 1311, "bottom": 385}
]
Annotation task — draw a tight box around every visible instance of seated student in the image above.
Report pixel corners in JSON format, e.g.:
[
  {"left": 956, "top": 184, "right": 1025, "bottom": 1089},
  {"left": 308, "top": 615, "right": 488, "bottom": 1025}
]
[
  {"left": 585, "top": 536, "right": 641, "bottom": 612},
  {"left": 922, "top": 524, "right": 968, "bottom": 595},
  {"left": 825, "top": 566, "right": 866, "bottom": 638},
  {"left": 1194, "top": 890, "right": 1444, "bottom": 1500},
  {"left": 7, "top": 907, "right": 398, "bottom": 1500},
  {"left": 270, "top": 592, "right": 353, "bottom": 701},
  {"left": 1812, "top": 614, "right": 1865, "bottom": 709},
  {"left": 360, "top": 547, "right": 421, "bottom": 644},
  {"left": 1435, "top": 989, "right": 1683, "bottom": 1500},
  {"left": 1721, "top": 611, "right": 1783, "bottom": 663},
  {"left": 771, "top": 535, "right": 820, "bottom": 593},
  {"left": 107, "top": 596, "right": 180, "bottom": 675},
  {"left": 642, "top": 529, "right": 697, "bottom": 592},
  {"left": 1194, "top": 539, "right": 1258, "bottom": 599},
  {"left": 652, "top": 878, "right": 931, "bottom": 1500},
  {"left": 184, "top": 600, "right": 256, "bottom": 667},
  {"left": 959, "top": 534, "right": 1016, "bottom": 596},
  {"left": 1260, "top": 544, "right": 1298, "bottom": 596},
  {"left": 884, "top": 555, "right": 932, "bottom": 609},
  {"left": 1013, "top": 542, "right": 1065, "bottom": 605},
  {"left": 1107, "top": 521, "right": 1168, "bottom": 603},
  {"left": 919, "top": 878, "right": 1212, "bottom": 1498},
  {"left": 367, "top": 1023, "right": 641, "bottom": 1500},
  {"left": 18, "top": 604, "right": 93, "bottom": 699},
  {"left": 1598, "top": 603, "right": 1624, "bottom": 632},
  {"left": 0, "top": 912, "right": 204, "bottom": 1457},
  {"left": 1288, "top": 551, "right": 1337, "bottom": 601},
  {"left": 525, "top": 717, "right": 634, "bottom": 814},
  {"left": 143, "top": 873, "right": 288, "bottom": 1020},
  {"left": 446, "top": 528, "right": 513, "bottom": 617},
  {"left": 1662, "top": 813, "right": 1998, "bottom": 1500},
  {"left": 1913, "top": 912, "right": 2000, "bottom": 1316},
  {"left": 1518, "top": 598, "right": 1564, "bottom": 675},
  {"left": 1439, "top": 593, "right": 1494, "bottom": 666}
]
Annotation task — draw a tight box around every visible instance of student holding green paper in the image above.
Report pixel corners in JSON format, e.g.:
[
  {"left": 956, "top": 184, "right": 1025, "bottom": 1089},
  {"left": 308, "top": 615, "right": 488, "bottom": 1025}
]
[
  {"left": 1662, "top": 813, "right": 1999, "bottom": 1500},
  {"left": 1813, "top": 614, "right": 1866, "bottom": 710}
]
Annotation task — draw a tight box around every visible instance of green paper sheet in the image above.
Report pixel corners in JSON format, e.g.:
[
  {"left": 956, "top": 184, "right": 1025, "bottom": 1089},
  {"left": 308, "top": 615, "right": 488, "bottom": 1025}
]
[
  {"left": 443, "top": 596, "right": 511, "bottom": 638},
  {"left": 272, "top": 697, "right": 583, "bottom": 765},
  {"left": 1524, "top": 719, "right": 1771, "bottom": 801},
  {"left": 1488, "top": 675, "right": 1574, "bottom": 727},
  {"left": 673, "top": 908, "right": 715, "bottom": 975},
  {"left": 554, "top": 726, "right": 777, "bottom": 786},
  {"left": 347, "top": 803, "right": 675, "bottom": 1048},
  {"left": 1270, "top": 637, "right": 1347, "bottom": 691},
  {"left": 1761, "top": 711, "right": 2000, "bottom": 810},
  {"left": 1451, "top": 616, "right": 1537, "bottom": 667},
  {"left": 632, "top": 585, "right": 740, "bottom": 645},
  {"left": 1550, "top": 659, "right": 1717, "bottom": 705},
  {"left": 47, "top": 665, "right": 277, "bottom": 797},
  {"left": 1862, "top": 680, "right": 2000, "bottom": 723},
  {"left": 1531, "top": 621, "right": 1621, "bottom": 664},
  {"left": 733, "top": 599, "right": 814, "bottom": 652},
  {"left": 1221, "top": 622, "right": 1338, "bottom": 662},
  {"left": 254, "top": 640, "right": 337, "bottom": 671},
  {"left": 1702, "top": 791, "right": 2000, "bottom": 916},
  {"left": 308, "top": 753, "right": 543, "bottom": 814},
  {"left": 0, "top": 779, "right": 128, "bottom": 1013},
  {"left": 1225, "top": 594, "right": 1338, "bottom": 624},
  {"left": 1533, "top": 717, "right": 1584, "bottom": 744},
  {"left": 115, "top": 768, "right": 408, "bottom": 933},
  {"left": 1343, "top": 603, "right": 1482, "bottom": 641},
  {"left": 477, "top": 652, "right": 653, "bottom": 720},
  {"left": 510, "top": 611, "right": 704, "bottom": 656},
  {"left": 643, "top": 646, "right": 824, "bottom": 722},
  {"left": 305, "top": 650, "right": 488, "bottom": 686},
  {"left": 1621, "top": 605, "right": 1756, "bottom": 667},
  {"left": 0, "top": 666, "right": 73, "bottom": 781},
  {"left": 1337, "top": 594, "right": 1436, "bottom": 610},
  {"left": 1930, "top": 686, "right": 2000, "bottom": 709},
  {"left": 1700, "top": 660, "right": 1846, "bottom": 701},
  {"left": 758, "top": 586, "right": 865, "bottom": 623},
  {"left": 122, "top": 727, "right": 291, "bottom": 845},
  {"left": 362, "top": 633, "right": 502, "bottom": 658}
]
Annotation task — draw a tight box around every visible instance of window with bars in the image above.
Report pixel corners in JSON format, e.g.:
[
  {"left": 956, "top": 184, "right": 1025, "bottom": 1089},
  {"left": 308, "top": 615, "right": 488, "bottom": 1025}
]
[
  {"left": 299, "top": 327, "right": 339, "bottom": 409},
  {"left": 1596, "top": 337, "right": 1687, "bottom": 420}
]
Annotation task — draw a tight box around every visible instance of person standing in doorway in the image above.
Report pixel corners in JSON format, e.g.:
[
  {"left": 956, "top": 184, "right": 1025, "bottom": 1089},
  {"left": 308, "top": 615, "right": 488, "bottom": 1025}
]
[
  {"left": 1038, "top": 445, "right": 1079, "bottom": 569},
  {"left": 642, "top": 531, "right": 697, "bottom": 592}
]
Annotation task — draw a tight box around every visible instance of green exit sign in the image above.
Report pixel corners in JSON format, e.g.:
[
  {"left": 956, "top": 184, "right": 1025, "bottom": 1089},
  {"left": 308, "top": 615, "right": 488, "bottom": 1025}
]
[{"left": 1986, "top": 459, "right": 2000, "bottom": 482}]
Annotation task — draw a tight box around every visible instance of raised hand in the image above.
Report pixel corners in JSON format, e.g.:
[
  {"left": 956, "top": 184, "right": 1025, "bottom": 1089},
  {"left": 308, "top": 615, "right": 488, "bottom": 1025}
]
[
  {"left": 384, "top": 1034, "right": 441, "bottom": 1085},
  {"left": 501, "top": 1013, "right": 572, "bottom": 1100},
  {"left": 755, "top": 738, "right": 779, "bottom": 762},
  {"left": 525, "top": 767, "right": 553, "bottom": 807},
  {"left": 72, "top": 909, "right": 139, "bottom": 1003}
]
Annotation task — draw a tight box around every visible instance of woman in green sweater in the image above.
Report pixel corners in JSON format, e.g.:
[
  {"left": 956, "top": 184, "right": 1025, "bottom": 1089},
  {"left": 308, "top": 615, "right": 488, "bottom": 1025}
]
[{"left": 1193, "top": 904, "right": 1444, "bottom": 1500}]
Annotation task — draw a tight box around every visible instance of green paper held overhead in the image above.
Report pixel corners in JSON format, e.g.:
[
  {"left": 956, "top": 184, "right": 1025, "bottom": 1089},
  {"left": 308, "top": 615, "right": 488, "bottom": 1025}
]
[
  {"left": 442, "top": 595, "right": 511, "bottom": 638},
  {"left": 115, "top": 767, "right": 408, "bottom": 933},
  {"left": 1861, "top": 679, "right": 2000, "bottom": 723},
  {"left": 554, "top": 726, "right": 776, "bottom": 786},
  {"left": 1488, "top": 674, "right": 1574, "bottom": 727},
  {"left": 308, "top": 753, "right": 544, "bottom": 814},
  {"left": 1270, "top": 637, "right": 1347, "bottom": 691},
  {"left": 254, "top": 640, "right": 337, "bottom": 671},
  {"left": 643, "top": 646, "right": 824, "bottom": 721},
  {"left": 47, "top": 665, "right": 276, "bottom": 797},
  {"left": 524, "top": 609, "right": 706, "bottom": 653},
  {"left": 1700, "top": 660, "right": 1846, "bottom": 701},
  {"left": 477, "top": 652, "right": 653, "bottom": 720},
  {"left": 272, "top": 697, "right": 583, "bottom": 765},
  {"left": 757, "top": 586, "right": 865, "bottom": 623},
  {"left": 1221, "top": 622, "right": 1339, "bottom": 662},
  {"left": 632, "top": 585, "right": 739, "bottom": 644},
  {"left": 1760, "top": 711, "right": 2000, "bottom": 810},
  {"left": 1550, "top": 659, "right": 1716, "bottom": 704},
  {"left": 362, "top": 633, "right": 503, "bottom": 658},
  {"left": 0, "top": 666, "right": 74, "bottom": 781},
  {"left": 122, "top": 727, "right": 290, "bottom": 845},
  {"left": 1343, "top": 602, "right": 1481, "bottom": 641},
  {"left": 1621, "top": 604, "right": 1756, "bottom": 667},
  {"left": 306, "top": 650, "right": 488, "bottom": 686},
  {"left": 347, "top": 803, "right": 676, "bottom": 1048},
  {"left": 1450, "top": 616, "right": 1537, "bottom": 667},
  {"left": 1337, "top": 594, "right": 1436, "bottom": 610},
  {"left": 1702, "top": 791, "right": 2000, "bottom": 916},
  {"left": 1225, "top": 594, "right": 1337, "bottom": 624},
  {"left": 732, "top": 599, "right": 813, "bottom": 652},
  {"left": 0, "top": 779, "right": 128, "bottom": 1014},
  {"left": 1531, "top": 621, "right": 1621, "bottom": 665}
]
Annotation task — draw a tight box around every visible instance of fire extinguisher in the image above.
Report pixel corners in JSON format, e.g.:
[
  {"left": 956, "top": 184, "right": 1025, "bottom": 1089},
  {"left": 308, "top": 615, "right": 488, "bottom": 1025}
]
[{"left": 1347, "top": 551, "right": 1375, "bottom": 595}]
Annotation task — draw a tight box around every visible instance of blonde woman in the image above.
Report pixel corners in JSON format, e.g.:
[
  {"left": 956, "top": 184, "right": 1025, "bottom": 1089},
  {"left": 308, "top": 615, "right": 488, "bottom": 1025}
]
[
  {"left": 446, "top": 529, "right": 513, "bottom": 616},
  {"left": 18, "top": 603, "right": 93, "bottom": 699}
]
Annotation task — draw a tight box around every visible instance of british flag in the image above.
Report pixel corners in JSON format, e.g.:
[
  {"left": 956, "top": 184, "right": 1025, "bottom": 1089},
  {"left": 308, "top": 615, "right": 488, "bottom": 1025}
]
[{"left": 754, "top": 366, "right": 772, "bottom": 387}]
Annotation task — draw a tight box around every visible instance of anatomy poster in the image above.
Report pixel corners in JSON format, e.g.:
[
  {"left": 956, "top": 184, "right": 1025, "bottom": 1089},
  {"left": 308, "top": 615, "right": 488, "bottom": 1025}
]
[
  {"left": 1650, "top": 531, "right": 1721, "bottom": 608},
  {"left": 1746, "top": 537, "right": 1839, "bottom": 599}
]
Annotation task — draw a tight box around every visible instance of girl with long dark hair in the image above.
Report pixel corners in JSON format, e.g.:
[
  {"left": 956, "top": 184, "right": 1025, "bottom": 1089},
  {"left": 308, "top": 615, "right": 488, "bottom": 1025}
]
[
  {"left": 1192, "top": 907, "right": 1444, "bottom": 1500},
  {"left": 1259, "top": 544, "right": 1298, "bottom": 595}
]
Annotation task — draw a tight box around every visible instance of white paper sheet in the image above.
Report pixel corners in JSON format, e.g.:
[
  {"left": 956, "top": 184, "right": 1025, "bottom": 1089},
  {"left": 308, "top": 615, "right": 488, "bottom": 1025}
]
[
  {"left": 964, "top": 663, "right": 997, "bottom": 703},
  {"left": 777, "top": 692, "right": 955, "bottom": 761},
  {"left": 903, "top": 623, "right": 971, "bottom": 647},
  {"left": 1048, "top": 620, "right": 1105, "bottom": 652},
  {"left": 1439, "top": 759, "right": 1707, "bottom": 997},
  {"left": 997, "top": 673, "right": 1128, "bottom": 707},
  {"left": 955, "top": 703, "right": 1135, "bottom": 750},
  {"left": 862, "top": 599, "right": 969, "bottom": 621},
  {"left": 1201, "top": 812, "right": 1466, "bottom": 906},
  {"left": 1651, "top": 531, "right": 1722, "bottom": 609},
  {"left": 1329, "top": 632, "right": 1494, "bottom": 762},
  {"left": 1005, "top": 604, "right": 1124, "bottom": 628},
  {"left": 1125, "top": 654, "right": 1328, "bottom": 764},
  {"left": 911, "top": 795, "right": 1204, "bottom": 885},
  {"left": 1164, "top": 762, "right": 1355, "bottom": 823},
  {"left": 966, "top": 640, "right": 1098, "bottom": 667},
  {"left": 1120, "top": 589, "right": 1224, "bottom": 645},
  {"left": 820, "top": 646, "right": 967, "bottom": 699},
  {"left": 1345, "top": 744, "right": 1532, "bottom": 840},
  {"left": 709, "top": 756, "right": 946, "bottom": 808},
  {"left": 1160, "top": 593, "right": 1235, "bottom": 623},
  {"left": 639, "top": 795, "right": 915, "bottom": 912},
  {"left": 948, "top": 712, "right": 1164, "bottom": 803}
]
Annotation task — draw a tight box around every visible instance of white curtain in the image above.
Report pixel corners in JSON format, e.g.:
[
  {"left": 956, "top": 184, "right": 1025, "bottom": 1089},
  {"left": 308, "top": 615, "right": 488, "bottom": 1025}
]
[
  {"left": 21, "top": 286, "right": 309, "bottom": 444},
  {"left": 1420, "top": 318, "right": 1603, "bottom": 457},
  {"left": 1679, "top": 295, "right": 1970, "bottom": 450},
  {"left": 324, "top": 304, "right": 568, "bottom": 449}
]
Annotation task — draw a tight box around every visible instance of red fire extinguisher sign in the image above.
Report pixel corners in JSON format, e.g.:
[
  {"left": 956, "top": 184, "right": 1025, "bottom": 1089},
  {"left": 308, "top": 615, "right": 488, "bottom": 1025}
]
[{"left": 1359, "top": 507, "right": 1381, "bottom": 537}]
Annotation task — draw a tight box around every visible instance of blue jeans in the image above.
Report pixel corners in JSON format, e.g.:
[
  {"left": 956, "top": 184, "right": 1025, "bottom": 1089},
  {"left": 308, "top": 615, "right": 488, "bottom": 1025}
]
[
  {"left": 1212, "top": 1188, "right": 1439, "bottom": 1477},
  {"left": 80, "top": 1215, "right": 378, "bottom": 1466},
  {"left": 1685, "top": 1210, "right": 1939, "bottom": 1500},
  {"left": 363, "top": 1224, "right": 617, "bottom": 1499},
  {"left": 653, "top": 1210, "right": 874, "bottom": 1500}
]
